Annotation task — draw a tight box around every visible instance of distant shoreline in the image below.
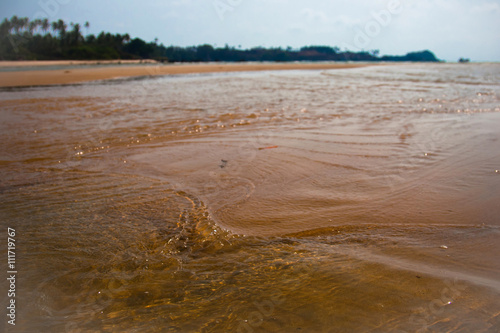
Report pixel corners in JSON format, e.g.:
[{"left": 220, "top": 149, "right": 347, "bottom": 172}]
[{"left": 0, "top": 61, "right": 376, "bottom": 88}]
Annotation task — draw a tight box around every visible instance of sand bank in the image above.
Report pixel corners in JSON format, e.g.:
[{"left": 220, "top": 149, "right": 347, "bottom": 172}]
[
  {"left": 0, "top": 59, "right": 158, "bottom": 68},
  {"left": 0, "top": 61, "right": 372, "bottom": 87}
]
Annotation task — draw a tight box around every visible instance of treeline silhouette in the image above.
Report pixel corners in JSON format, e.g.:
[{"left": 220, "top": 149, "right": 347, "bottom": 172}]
[{"left": 0, "top": 16, "right": 439, "bottom": 62}]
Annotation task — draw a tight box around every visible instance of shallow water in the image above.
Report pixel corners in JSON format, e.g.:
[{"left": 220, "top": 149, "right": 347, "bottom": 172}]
[{"left": 1, "top": 63, "right": 500, "bottom": 332}]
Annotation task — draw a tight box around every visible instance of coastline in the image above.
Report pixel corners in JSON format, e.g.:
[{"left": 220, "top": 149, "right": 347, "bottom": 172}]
[{"left": 0, "top": 61, "right": 374, "bottom": 87}]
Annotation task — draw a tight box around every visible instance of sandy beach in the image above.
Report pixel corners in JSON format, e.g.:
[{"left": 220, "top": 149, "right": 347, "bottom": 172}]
[
  {"left": 0, "top": 61, "right": 372, "bottom": 87},
  {"left": 0, "top": 59, "right": 159, "bottom": 68}
]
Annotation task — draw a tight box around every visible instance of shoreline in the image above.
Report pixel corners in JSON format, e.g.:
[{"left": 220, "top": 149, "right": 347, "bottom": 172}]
[{"left": 0, "top": 61, "right": 375, "bottom": 87}]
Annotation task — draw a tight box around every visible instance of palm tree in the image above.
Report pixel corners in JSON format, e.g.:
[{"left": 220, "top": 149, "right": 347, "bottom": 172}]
[
  {"left": 41, "top": 18, "right": 50, "bottom": 35},
  {"left": 10, "top": 16, "right": 20, "bottom": 34},
  {"left": 29, "top": 20, "right": 39, "bottom": 35},
  {"left": 84, "top": 21, "right": 90, "bottom": 36},
  {"left": 55, "top": 19, "right": 67, "bottom": 45},
  {"left": 58, "top": 19, "right": 67, "bottom": 36},
  {"left": 51, "top": 21, "right": 58, "bottom": 35},
  {"left": 70, "top": 23, "right": 82, "bottom": 46},
  {"left": 19, "top": 17, "right": 29, "bottom": 33},
  {"left": 0, "top": 18, "right": 12, "bottom": 37}
]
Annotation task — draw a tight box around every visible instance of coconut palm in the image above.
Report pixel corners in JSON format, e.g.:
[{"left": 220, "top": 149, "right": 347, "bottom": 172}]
[
  {"left": 51, "top": 21, "right": 58, "bottom": 35},
  {"left": 19, "top": 17, "right": 29, "bottom": 32},
  {"left": 53, "top": 19, "right": 67, "bottom": 45},
  {"left": 84, "top": 21, "right": 90, "bottom": 36},
  {"left": 41, "top": 19, "right": 50, "bottom": 35},
  {"left": 57, "top": 19, "right": 67, "bottom": 37},
  {"left": 0, "top": 18, "right": 12, "bottom": 37},
  {"left": 29, "top": 20, "right": 39, "bottom": 35},
  {"left": 70, "top": 23, "right": 82, "bottom": 46},
  {"left": 10, "top": 16, "right": 21, "bottom": 33}
]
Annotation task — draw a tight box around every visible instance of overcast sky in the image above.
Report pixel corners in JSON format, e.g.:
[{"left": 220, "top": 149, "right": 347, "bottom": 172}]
[{"left": 1, "top": 0, "right": 499, "bottom": 62}]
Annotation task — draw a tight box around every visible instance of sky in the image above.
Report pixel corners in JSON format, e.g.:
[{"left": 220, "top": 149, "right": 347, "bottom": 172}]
[{"left": 1, "top": 0, "right": 499, "bottom": 62}]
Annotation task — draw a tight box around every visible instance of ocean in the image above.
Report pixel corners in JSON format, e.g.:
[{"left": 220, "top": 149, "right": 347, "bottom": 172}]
[{"left": 1, "top": 63, "right": 500, "bottom": 332}]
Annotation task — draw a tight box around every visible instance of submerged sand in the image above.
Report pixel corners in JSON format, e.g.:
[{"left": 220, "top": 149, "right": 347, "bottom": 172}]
[
  {"left": 1, "top": 62, "right": 500, "bottom": 332},
  {"left": 0, "top": 61, "right": 372, "bottom": 87}
]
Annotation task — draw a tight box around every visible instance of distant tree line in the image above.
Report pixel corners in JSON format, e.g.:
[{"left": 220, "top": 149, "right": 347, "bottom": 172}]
[{"left": 0, "top": 16, "right": 439, "bottom": 62}]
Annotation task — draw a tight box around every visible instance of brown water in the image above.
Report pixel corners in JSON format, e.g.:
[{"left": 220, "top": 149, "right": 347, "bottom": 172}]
[{"left": 1, "top": 63, "right": 500, "bottom": 332}]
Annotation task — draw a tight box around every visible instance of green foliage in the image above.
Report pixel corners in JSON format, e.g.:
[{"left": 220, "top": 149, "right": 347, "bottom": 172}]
[
  {"left": 0, "top": 16, "right": 140, "bottom": 60},
  {"left": 0, "top": 16, "right": 440, "bottom": 62},
  {"left": 380, "top": 50, "right": 440, "bottom": 62},
  {"left": 123, "top": 38, "right": 154, "bottom": 59}
]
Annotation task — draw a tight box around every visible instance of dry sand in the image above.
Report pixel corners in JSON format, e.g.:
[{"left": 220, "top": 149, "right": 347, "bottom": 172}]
[
  {"left": 0, "top": 61, "right": 373, "bottom": 87},
  {"left": 0, "top": 59, "right": 158, "bottom": 68}
]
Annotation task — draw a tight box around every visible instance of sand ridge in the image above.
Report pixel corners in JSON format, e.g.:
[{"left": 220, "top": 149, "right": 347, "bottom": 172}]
[{"left": 0, "top": 61, "right": 374, "bottom": 87}]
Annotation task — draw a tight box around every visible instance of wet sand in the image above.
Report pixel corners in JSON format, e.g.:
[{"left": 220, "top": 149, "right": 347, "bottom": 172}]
[
  {"left": 0, "top": 61, "right": 373, "bottom": 87},
  {"left": 2, "top": 62, "right": 499, "bottom": 332}
]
